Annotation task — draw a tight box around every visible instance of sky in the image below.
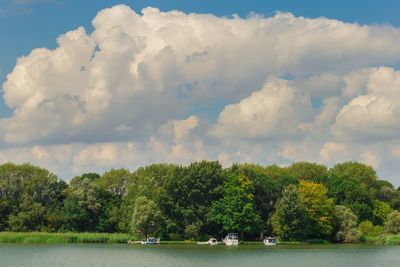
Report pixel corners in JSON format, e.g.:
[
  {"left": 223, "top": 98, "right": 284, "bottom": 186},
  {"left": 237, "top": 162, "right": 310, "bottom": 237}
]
[{"left": 1, "top": 0, "right": 400, "bottom": 183}]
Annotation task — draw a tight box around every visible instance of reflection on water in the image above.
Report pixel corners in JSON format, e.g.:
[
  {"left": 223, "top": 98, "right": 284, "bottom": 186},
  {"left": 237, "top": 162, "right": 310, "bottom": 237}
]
[{"left": 0, "top": 243, "right": 399, "bottom": 267}]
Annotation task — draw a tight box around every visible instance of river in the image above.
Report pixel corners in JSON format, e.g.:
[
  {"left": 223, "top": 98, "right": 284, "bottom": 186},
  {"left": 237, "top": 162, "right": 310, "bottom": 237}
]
[{"left": 0, "top": 243, "right": 399, "bottom": 267}]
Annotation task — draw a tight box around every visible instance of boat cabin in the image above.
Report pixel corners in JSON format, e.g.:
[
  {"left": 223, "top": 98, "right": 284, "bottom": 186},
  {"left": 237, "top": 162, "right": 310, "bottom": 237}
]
[
  {"left": 223, "top": 233, "right": 239, "bottom": 246},
  {"left": 145, "top": 237, "right": 158, "bottom": 244},
  {"left": 226, "top": 233, "right": 238, "bottom": 240}
]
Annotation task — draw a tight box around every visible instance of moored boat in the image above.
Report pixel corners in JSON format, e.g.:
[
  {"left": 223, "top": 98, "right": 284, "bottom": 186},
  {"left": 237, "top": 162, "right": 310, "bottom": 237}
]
[
  {"left": 263, "top": 237, "right": 276, "bottom": 246},
  {"left": 140, "top": 237, "right": 160, "bottom": 245},
  {"left": 197, "top": 238, "right": 218, "bottom": 245},
  {"left": 223, "top": 233, "right": 239, "bottom": 246}
]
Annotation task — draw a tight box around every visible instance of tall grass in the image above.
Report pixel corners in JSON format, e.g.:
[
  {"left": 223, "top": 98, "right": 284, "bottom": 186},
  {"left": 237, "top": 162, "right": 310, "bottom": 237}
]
[
  {"left": 0, "top": 232, "right": 135, "bottom": 244},
  {"left": 375, "top": 234, "right": 400, "bottom": 245}
]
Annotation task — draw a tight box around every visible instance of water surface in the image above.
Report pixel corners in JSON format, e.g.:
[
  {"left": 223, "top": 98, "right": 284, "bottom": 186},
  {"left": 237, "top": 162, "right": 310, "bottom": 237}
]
[{"left": 1, "top": 243, "right": 399, "bottom": 267}]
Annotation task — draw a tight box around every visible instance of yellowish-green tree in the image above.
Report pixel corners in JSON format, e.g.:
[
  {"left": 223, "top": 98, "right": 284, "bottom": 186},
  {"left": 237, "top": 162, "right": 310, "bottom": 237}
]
[{"left": 299, "top": 180, "right": 334, "bottom": 238}]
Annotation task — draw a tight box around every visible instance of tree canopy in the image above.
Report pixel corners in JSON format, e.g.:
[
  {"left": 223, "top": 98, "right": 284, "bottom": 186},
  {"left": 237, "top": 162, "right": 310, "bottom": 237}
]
[{"left": 0, "top": 161, "right": 398, "bottom": 242}]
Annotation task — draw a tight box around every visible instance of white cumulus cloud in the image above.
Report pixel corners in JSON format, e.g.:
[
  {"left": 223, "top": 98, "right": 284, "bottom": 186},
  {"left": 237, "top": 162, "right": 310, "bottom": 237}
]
[{"left": 2, "top": 5, "right": 400, "bottom": 183}]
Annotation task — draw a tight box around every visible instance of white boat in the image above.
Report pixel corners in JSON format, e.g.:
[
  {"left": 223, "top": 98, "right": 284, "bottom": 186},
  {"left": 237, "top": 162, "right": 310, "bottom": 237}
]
[
  {"left": 140, "top": 237, "right": 160, "bottom": 245},
  {"left": 197, "top": 238, "right": 218, "bottom": 245},
  {"left": 263, "top": 237, "right": 276, "bottom": 246},
  {"left": 223, "top": 233, "right": 239, "bottom": 246}
]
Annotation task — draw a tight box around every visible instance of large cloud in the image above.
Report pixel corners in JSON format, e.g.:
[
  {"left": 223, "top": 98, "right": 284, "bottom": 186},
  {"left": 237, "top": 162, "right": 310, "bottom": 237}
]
[
  {"left": 210, "top": 78, "right": 312, "bottom": 139},
  {"left": 2, "top": 5, "right": 400, "bottom": 182},
  {"left": 333, "top": 67, "right": 400, "bottom": 141}
]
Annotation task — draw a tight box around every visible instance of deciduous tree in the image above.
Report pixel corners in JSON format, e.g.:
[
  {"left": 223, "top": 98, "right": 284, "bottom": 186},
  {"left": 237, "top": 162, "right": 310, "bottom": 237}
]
[{"left": 271, "top": 184, "right": 309, "bottom": 241}]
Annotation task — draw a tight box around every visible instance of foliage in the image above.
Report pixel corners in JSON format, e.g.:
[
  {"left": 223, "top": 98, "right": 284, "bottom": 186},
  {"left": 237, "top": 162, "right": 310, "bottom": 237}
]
[
  {"left": 61, "top": 175, "right": 103, "bottom": 232},
  {"left": 228, "top": 163, "right": 296, "bottom": 226},
  {"left": 97, "top": 169, "right": 130, "bottom": 200},
  {"left": 0, "top": 161, "right": 398, "bottom": 243},
  {"left": 372, "top": 200, "right": 392, "bottom": 225},
  {"left": 385, "top": 210, "right": 400, "bottom": 234},
  {"left": 328, "top": 161, "right": 381, "bottom": 222},
  {"left": 209, "top": 173, "right": 262, "bottom": 238},
  {"left": 288, "top": 162, "right": 328, "bottom": 184},
  {"left": 118, "top": 164, "right": 175, "bottom": 233},
  {"left": 271, "top": 185, "right": 309, "bottom": 241},
  {"left": 376, "top": 234, "right": 400, "bottom": 245},
  {"left": 359, "top": 220, "right": 382, "bottom": 236},
  {"left": 299, "top": 181, "right": 334, "bottom": 238},
  {"left": 333, "top": 205, "right": 362, "bottom": 243},
  {"left": 131, "top": 196, "right": 163, "bottom": 238},
  {"left": 184, "top": 222, "right": 202, "bottom": 240},
  {"left": 0, "top": 163, "right": 65, "bottom": 231},
  {"left": 162, "top": 161, "right": 224, "bottom": 237}
]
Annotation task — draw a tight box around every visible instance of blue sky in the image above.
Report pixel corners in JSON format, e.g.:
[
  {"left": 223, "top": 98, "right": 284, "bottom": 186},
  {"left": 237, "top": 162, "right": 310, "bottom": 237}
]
[
  {"left": 2, "top": 0, "right": 400, "bottom": 116},
  {"left": 1, "top": 0, "right": 400, "bottom": 181}
]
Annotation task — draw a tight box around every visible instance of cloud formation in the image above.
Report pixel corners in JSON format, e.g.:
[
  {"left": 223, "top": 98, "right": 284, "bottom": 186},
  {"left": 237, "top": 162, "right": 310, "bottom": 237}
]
[{"left": 2, "top": 5, "right": 400, "bottom": 182}]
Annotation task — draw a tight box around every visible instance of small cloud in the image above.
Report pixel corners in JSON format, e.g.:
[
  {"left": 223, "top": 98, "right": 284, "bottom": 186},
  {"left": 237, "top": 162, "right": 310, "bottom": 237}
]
[
  {"left": 0, "top": 0, "right": 55, "bottom": 18},
  {"left": 13, "top": 0, "right": 54, "bottom": 5},
  {"left": 113, "top": 124, "right": 132, "bottom": 132},
  {"left": 0, "top": 6, "right": 31, "bottom": 17}
]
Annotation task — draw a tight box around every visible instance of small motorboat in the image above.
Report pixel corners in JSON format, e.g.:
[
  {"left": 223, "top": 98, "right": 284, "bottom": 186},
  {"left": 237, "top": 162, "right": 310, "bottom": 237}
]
[
  {"left": 197, "top": 238, "right": 218, "bottom": 245},
  {"left": 223, "top": 233, "right": 239, "bottom": 246},
  {"left": 263, "top": 237, "right": 276, "bottom": 246},
  {"left": 141, "top": 237, "right": 160, "bottom": 245}
]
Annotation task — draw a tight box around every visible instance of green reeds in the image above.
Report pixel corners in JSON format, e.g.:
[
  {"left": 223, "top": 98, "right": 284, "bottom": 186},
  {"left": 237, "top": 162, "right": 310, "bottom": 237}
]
[{"left": 0, "top": 232, "right": 135, "bottom": 244}]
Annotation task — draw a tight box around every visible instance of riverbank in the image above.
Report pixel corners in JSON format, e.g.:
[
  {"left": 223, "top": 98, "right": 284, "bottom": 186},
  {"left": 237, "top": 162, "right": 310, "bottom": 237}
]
[
  {"left": 0, "top": 232, "right": 308, "bottom": 245},
  {"left": 1, "top": 232, "right": 400, "bottom": 245},
  {"left": 362, "top": 235, "right": 394, "bottom": 245},
  {"left": 0, "top": 232, "right": 135, "bottom": 244},
  {"left": 0, "top": 232, "right": 205, "bottom": 244}
]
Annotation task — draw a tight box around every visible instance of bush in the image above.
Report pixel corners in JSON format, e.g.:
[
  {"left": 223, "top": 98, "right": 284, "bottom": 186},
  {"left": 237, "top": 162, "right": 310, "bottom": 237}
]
[
  {"left": 184, "top": 223, "right": 202, "bottom": 240},
  {"left": 385, "top": 211, "right": 400, "bottom": 234},
  {"left": 333, "top": 205, "right": 361, "bottom": 243},
  {"left": 359, "top": 220, "right": 382, "bottom": 236}
]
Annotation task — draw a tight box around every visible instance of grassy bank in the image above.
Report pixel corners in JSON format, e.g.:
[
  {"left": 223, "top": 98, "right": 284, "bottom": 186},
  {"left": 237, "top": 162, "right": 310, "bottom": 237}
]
[
  {"left": 0, "top": 232, "right": 135, "bottom": 244},
  {"left": 2, "top": 232, "right": 399, "bottom": 245},
  {"left": 375, "top": 234, "right": 400, "bottom": 245}
]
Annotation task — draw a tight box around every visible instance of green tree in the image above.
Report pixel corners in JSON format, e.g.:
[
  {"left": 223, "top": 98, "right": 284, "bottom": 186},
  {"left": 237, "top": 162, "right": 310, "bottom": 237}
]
[
  {"left": 209, "top": 173, "right": 262, "bottom": 239},
  {"left": 329, "top": 162, "right": 378, "bottom": 189},
  {"left": 359, "top": 220, "right": 382, "bottom": 236},
  {"left": 228, "top": 164, "right": 297, "bottom": 226},
  {"left": 372, "top": 200, "right": 392, "bottom": 225},
  {"left": 163, "top": 161, "right": 225, "bottom": 237},
  {"left": 119, "top": 164, "right": 176, "bottom": 233},
  {"left": 289, "top": 162, "right": 328, "bottom": 184},
  {"left": 327, "top": 168, "right": 374, "bottom": 221},
  {"left": 0, "top": 163, "right": 64, "bottom": 231},
  {"left": 96, "top": 169, "right": 132, "bottom": 232},
  {"left": 375, "top": 180, "right": 396, "bottom": 202},
  {"left": 299, "top": 180, "right": 334, "bottom": 238},
  {"left": 62, "top": 174, "right": 102, "bottom": 232},
  {"left": 271, "top": 184, "right": 309, "bottom": 241},
  {"left": 385, "top": 210, "right": 400, "bottom": 234},
  {"left": 8, "top": 203, "right": 46, "bottom": 232},
  {"left": 131, "top": 196, "right": 163, "bottom": 238},
  {"left": 98, "top": 169, "right": 130, "bottom": 200},
  {"left": 333, "top": 205, "right": 361, "bottom": 243}
]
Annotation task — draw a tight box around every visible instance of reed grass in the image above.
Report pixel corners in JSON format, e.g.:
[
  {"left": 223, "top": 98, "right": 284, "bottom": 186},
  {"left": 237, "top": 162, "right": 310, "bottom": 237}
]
[
  {"left": 376, "top": 234, "right": 400, "bottom": 245},
  {"left": 0, "top": 232, "right": 135, "bottom": 244}
]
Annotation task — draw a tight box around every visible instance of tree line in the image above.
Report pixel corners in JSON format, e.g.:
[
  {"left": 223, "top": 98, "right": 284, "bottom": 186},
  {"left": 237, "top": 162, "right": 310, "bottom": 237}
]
[{"left": 1, "top": 161, "right": 400, "bottom": 242}]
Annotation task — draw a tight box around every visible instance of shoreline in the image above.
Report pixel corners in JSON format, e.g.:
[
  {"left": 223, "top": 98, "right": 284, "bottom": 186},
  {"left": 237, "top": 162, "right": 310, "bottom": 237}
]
[{"left": 0, "top": 232, "right": 398, "bottom": 245}]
